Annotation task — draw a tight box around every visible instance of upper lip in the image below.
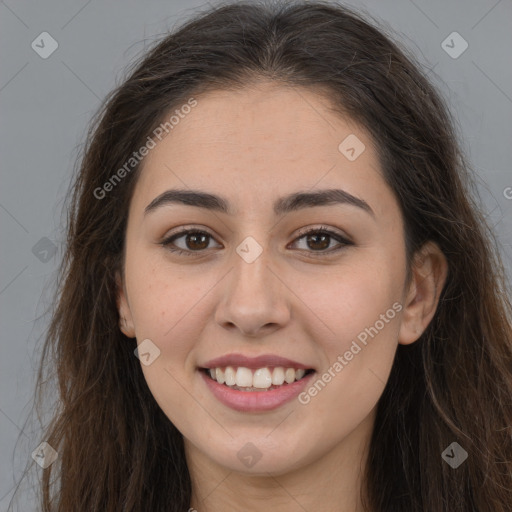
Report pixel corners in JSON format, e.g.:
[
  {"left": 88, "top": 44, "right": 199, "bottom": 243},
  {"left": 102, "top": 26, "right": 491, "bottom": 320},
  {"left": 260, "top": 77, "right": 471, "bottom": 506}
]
[{"left": 201, "top": 353, "right": 313, "bottom": 370}]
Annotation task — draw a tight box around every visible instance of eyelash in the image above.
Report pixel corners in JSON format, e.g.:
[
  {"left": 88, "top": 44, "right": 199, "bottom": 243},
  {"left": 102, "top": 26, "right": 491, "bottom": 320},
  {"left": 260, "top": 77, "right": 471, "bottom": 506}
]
[{"left": 160, "top": 225, "right": 353, "bottom": 257}]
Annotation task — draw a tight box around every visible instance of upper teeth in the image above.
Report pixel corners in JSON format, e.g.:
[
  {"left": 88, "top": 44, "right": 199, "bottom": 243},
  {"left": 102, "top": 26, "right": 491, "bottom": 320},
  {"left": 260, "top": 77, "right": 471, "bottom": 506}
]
[{"left": 208, "top": 366, "right": 307, "bottom": 389}]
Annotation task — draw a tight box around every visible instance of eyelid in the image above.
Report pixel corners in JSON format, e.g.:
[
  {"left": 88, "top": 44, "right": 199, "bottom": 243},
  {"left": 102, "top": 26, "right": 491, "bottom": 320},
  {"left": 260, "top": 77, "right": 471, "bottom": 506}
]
[
  {"left": 162, "top": 224, "right": 216, "bottom": 239},
  {"left": 293, "top": 224, "right": 351, "bottom": 243}
]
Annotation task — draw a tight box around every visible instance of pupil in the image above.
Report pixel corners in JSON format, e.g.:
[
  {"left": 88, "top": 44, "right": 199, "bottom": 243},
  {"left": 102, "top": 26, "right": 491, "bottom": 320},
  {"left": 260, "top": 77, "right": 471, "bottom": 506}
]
[
  {"left": 308, "top": 233, "right": 329, "bottom": 250},
  {"left": 187, "top": 233, "right": 208, "bottom": 250}
]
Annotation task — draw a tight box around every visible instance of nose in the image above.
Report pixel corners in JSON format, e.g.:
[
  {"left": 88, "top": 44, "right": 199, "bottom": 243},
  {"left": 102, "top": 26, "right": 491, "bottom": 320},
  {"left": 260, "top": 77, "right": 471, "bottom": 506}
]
[{"left": 214, "top": 244, "right": 291, "bottom": 338}]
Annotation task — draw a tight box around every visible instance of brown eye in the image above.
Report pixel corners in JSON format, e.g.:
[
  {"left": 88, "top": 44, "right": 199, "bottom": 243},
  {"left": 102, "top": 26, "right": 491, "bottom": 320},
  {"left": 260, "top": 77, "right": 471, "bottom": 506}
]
[
  {"left": 291, "top": 226, "right": 353, "bottom": 255},
  {"left": 305, "top": 232, "right": 331, "bottom": 251},
  {"left": 182, "top": 232, "right": 210, "bottom": 250},
  {"left": 161, "top": 229, "right": 221, "bottom": 256}
]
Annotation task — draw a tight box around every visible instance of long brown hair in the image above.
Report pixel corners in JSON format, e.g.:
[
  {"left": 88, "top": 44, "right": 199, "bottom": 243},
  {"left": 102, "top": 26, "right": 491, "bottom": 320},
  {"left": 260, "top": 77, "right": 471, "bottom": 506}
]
[{"left": 17, "top": 1, "right": 512, "bottom": 510}]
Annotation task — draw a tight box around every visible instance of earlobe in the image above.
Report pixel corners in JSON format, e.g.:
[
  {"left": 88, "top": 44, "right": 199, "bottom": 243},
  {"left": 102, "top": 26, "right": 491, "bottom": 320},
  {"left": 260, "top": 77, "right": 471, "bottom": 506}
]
[
  {"left": 115, "top": 270, "right": 136, "bottom": 338},
  {"left": 398, "top": 241, "right": 448, "bottom": 345}
]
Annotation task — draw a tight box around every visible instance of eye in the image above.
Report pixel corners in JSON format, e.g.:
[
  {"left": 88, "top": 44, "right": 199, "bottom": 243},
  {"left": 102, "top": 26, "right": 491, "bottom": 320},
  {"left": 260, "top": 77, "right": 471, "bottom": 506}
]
[
  {"left": 289, "top": 225, "right": 352, "bottom": 256},
  {"left": 160, "top": 225, "right": 352, "bottom": 257},
  {"left": 161, "top": 228, "right": 221, "bottom": 256}
]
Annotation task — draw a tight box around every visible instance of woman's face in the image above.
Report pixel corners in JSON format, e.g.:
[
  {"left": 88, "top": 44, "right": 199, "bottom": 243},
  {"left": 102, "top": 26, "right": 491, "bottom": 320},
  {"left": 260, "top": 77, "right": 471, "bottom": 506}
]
[{"left": 117, "top": 82, "right": 417, "bottom": 475}]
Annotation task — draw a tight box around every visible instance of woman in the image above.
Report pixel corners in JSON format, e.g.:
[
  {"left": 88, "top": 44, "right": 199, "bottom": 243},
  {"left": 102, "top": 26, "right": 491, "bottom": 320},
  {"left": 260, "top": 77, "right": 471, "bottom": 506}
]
[{"left": 29, "top": 1, "right": 512, "bottom": 510}]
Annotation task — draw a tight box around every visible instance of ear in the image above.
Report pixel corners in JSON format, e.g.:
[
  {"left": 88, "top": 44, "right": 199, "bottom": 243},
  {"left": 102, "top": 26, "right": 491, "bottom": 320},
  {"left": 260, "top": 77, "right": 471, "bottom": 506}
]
[
  {"left": 115, "top": 270, "right": 136, "bottom": 338},
  {"left": 398, "top": 241, "right": 448, "bottom": 345}
]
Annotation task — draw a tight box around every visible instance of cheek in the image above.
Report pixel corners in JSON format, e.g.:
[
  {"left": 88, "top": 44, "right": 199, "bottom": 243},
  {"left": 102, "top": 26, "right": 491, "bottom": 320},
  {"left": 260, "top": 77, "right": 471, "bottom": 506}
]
[
  {"left": 299, "top": 259, "right": 403, "bottom": 346},
  {"left": 125, "top": 249, "right": 206, "bottom": 340},
  {"left": 126, "top": 261, "right": 207, "bottom": 425},
  {"left": 295, "top": 259, "right": 402, "bottom": 414}
]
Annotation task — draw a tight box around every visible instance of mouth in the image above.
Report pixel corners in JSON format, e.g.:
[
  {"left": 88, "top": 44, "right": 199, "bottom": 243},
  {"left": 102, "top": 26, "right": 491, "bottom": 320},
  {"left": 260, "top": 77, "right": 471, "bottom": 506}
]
[
  {"left": 199, "top": 356, "right": 316, "bottom": 412},
  {"left": 200, "top": 366, "right": 315, "bottom": 391}
]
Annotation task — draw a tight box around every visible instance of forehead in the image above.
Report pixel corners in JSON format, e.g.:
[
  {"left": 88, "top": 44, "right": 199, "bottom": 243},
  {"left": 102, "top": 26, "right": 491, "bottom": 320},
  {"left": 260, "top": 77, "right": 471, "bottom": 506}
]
[{"left": 131, "top": 83, "right": 393, "bottom": 219}]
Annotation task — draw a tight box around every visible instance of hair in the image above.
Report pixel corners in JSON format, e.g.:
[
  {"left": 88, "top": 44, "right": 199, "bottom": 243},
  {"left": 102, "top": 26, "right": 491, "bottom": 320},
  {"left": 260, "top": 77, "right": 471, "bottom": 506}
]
[{"left": 19, "top": 0, "right": 512, "bottom": 510}]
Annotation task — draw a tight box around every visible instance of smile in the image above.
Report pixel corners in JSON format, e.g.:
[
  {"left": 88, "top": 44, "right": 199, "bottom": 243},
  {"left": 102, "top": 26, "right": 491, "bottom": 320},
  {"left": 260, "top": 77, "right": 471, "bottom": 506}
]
[{"left": 199, "top": 357, "right": 316, "bottom": 412}]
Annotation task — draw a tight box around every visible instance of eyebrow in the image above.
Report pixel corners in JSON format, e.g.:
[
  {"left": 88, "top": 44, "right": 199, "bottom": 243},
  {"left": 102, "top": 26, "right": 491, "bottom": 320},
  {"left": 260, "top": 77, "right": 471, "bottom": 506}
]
[{"left": 144, "top": 188, "right": 374, "bottom": 218}]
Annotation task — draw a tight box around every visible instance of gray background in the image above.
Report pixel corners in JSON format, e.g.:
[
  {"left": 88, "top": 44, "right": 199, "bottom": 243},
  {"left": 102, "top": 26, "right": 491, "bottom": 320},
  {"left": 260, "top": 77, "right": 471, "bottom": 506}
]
[{"left": 1, "top": 0, "right": 511, "bottom": 509}]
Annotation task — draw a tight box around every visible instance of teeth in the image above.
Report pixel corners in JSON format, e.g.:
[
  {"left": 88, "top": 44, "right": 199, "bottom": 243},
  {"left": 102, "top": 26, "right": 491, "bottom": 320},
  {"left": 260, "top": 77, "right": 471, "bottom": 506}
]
[
  {"left": 295, "top": 369, "right": 306, "bottom": 380},
  {"left": 215, "top": 368, "right": 225, "bottom": 384},
  {"left": 271, "top": 367, "right": 285, "bottom": 385},
  {"left": 253, "top": 368, "right": 272, "bottom": 389},
  {"left": 235, "top": 367, "right": 253, "bottom": 387},
  {"left": 207, "top": 366, "right": 310, "bottom": 388},
  {"left": 224, "top": 366, "right": 236, "bottom": 386},
  {"left": 284, "top": 368, "right": 296, "bottom": 383}
]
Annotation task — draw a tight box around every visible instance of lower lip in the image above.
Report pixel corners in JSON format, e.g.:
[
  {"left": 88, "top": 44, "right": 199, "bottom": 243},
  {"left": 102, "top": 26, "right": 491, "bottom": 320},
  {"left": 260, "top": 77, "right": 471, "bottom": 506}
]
[{"left": 200, "top": 370, "right": 315, "bottom": 412}]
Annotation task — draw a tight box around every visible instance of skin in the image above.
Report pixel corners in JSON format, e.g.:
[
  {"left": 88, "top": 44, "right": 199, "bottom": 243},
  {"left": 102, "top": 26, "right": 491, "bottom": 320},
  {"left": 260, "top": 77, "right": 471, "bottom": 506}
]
[{"left": 116, "top": 82, "right": 448, "bottom": 511}]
